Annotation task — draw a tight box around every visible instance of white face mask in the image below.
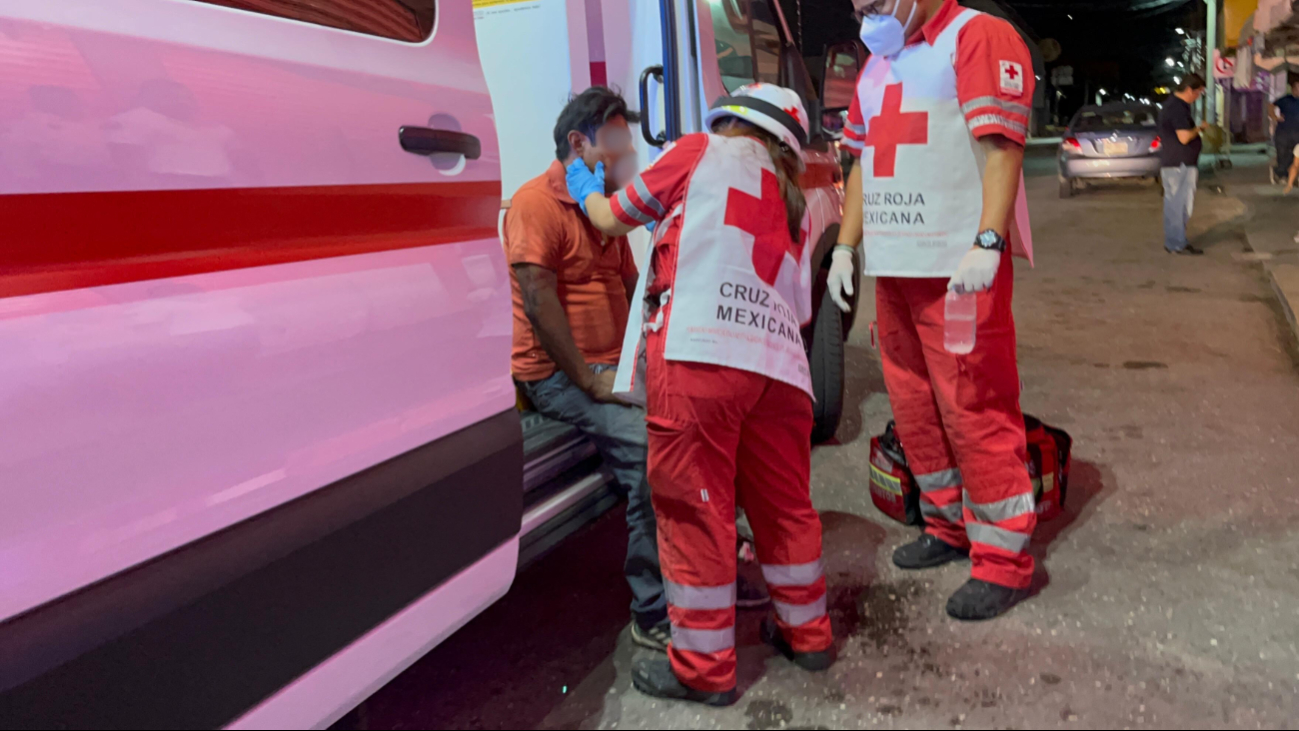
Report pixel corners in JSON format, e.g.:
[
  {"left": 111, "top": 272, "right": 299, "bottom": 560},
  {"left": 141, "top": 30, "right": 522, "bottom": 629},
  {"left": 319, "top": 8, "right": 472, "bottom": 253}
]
[{"left": 859, "top": 0, "right": 916, "bottom": 59}]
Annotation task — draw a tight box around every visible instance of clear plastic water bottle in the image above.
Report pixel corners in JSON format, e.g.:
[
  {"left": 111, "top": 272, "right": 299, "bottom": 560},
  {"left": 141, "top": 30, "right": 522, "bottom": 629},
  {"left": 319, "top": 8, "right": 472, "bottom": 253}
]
[{"left": 944, "top": 290, "right": 977, "bottom": 354}]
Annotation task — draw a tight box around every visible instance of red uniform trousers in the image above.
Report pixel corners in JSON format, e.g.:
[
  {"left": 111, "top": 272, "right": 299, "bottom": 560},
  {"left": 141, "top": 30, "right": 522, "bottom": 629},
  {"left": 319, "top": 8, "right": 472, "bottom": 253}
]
[
  {"left": 876, "top": 253, "right": 1036, "bottom": 589},
  {"left": 643, "top": 327, "right": 833, "bottom": 693}
]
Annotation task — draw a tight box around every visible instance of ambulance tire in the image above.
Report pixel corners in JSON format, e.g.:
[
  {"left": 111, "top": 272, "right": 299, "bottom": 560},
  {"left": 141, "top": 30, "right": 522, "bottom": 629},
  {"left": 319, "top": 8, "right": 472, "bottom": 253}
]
[{"left": 809, "top": 287, "right": 846, "bottom": 445}]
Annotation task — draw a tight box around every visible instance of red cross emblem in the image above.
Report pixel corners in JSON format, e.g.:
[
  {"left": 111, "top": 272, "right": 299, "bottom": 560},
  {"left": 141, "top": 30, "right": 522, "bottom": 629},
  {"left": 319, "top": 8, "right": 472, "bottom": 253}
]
[
  {"left": 1004, "top": 64, "right": 1019, "bottom": 80},
  {"left": 724, "top": 168, "right": 803, "bottom": 286},
  {"left": 863, "top": 83, "right": 928, "bottom": 178}
]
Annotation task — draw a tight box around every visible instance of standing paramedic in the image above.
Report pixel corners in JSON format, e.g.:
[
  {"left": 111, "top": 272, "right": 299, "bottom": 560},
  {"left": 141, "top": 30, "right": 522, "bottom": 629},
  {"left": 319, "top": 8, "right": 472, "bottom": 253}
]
[
  {"left": 568, "top": 84, "right": 833, "bottom": 706},
  {"left": 827, "top": 0, "right": 1039, "bottom": 621}
]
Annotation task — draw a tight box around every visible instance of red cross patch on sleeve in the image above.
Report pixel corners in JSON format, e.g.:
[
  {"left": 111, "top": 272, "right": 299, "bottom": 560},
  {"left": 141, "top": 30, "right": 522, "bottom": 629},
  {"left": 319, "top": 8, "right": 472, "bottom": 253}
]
[{"left": 999, "top": 60, "right": 1023, "bottom": 95}]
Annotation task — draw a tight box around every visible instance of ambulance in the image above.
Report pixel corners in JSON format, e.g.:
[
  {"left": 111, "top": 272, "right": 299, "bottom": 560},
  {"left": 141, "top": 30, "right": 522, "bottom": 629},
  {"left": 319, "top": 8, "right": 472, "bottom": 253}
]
[{"left": 0, "top": 1, "right": 861, "bottom": 727}]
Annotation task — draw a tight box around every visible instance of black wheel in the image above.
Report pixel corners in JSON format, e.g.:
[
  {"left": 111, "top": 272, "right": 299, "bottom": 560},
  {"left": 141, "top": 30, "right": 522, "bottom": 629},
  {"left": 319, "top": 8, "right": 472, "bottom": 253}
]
[
  {"left": 809, "top": 286, "right": 846, "bottom": 445},
  {"left": 1059, "top": 177, "right": 1073, "bottom": 199}
]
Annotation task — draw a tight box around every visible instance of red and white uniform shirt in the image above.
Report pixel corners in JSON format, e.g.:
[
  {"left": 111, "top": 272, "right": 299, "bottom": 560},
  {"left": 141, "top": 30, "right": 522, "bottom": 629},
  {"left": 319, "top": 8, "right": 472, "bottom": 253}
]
[
  {"left": 608, "top": 133, "right": 814, "bottom": 402},
  {"left": 843, "top": 1, "right": 1035, "bottom": 277}
]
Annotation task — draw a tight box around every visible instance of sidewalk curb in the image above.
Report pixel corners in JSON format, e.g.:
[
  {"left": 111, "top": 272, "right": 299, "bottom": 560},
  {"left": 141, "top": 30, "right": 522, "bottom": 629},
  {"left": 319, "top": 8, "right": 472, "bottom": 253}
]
[
  {"left": 1240, "top": 202, "right": 1299, "bottom": 344},
  {"left": 1270, "top": 263, "right": 1299, "bottom": 343}
]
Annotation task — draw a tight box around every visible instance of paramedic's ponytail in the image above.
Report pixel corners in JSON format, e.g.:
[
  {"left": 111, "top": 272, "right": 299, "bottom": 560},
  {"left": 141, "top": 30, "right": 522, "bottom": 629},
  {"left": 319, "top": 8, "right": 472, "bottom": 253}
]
[{"left": 760, "top": 134, "right": 807, "bottom": 245}]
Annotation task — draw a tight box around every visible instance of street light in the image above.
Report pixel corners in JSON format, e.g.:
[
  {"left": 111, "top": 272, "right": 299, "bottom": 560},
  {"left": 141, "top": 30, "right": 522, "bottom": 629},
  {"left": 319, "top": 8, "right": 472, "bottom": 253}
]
[
  {"left": 1166, "top": 57, "right": 1176, "bottom": 67},
  {"left": 1174, "top": 75, "right": 1182, "bottom": 84},
  {"left": 1176, "top": 27, "right": 1185, "bottom": 35}
]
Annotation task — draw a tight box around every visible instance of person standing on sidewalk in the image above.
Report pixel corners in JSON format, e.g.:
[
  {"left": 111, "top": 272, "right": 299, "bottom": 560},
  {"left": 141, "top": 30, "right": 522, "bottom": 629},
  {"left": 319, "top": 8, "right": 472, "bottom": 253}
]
[
  {"left": 1158, "top": 74, "right": 1208, "bottom": 256},
  {"left": 1271, "top": 77, "right": 1299, "bottom": 183}
]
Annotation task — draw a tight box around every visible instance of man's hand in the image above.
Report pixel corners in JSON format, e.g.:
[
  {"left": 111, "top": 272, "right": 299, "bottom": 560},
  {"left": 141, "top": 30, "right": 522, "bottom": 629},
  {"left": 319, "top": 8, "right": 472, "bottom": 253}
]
[
  {"left": 948, "top": 247, "right": 1001, "bottom": 294},
  {"left": 1199, "top": 121, "right": 1211, "bottom": 131},
  {"left": 584, "top": 369, "right": 626, "bottom": 405},
  {"left": 827, "top": 246, "right": 856, "bottom": 313}
]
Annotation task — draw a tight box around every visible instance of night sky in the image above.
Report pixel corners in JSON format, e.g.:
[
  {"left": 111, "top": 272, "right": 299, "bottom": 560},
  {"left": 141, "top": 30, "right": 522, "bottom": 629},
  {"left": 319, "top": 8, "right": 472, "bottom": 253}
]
[{"left": 787, "top": 0, "right": 1206, "bottom": 119}]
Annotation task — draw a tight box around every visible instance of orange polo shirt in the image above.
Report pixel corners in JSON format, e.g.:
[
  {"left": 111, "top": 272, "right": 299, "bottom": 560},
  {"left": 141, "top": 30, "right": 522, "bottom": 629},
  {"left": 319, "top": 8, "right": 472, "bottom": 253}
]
[{"left": 505, "top": 160, "right": 638, "bottom": 382}]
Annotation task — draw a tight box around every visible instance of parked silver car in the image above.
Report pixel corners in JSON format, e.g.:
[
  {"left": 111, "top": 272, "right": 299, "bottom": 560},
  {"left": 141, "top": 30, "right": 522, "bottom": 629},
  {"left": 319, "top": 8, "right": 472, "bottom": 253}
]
[{"left": 1059, "top": 103, "right": 1162, "bottom": 198}]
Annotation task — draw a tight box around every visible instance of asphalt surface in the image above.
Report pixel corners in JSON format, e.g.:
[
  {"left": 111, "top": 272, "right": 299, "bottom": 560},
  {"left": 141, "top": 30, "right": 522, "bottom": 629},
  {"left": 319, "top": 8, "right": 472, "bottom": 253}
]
[{"left": 338, "top": 149, "right": 1299, "bottom": 730}]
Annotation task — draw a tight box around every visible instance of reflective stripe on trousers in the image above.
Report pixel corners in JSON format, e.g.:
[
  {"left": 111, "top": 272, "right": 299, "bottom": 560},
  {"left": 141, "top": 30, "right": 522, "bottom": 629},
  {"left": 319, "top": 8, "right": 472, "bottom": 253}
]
[{"left": 762, "top": 560, "right": 829, "bottom": 629}]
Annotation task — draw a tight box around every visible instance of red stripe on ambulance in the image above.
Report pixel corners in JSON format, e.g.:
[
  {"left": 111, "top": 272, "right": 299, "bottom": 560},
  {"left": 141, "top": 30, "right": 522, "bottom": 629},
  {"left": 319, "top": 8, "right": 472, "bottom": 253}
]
[{"left": 1, "top": 181, "right": 501, "bottom": 298}]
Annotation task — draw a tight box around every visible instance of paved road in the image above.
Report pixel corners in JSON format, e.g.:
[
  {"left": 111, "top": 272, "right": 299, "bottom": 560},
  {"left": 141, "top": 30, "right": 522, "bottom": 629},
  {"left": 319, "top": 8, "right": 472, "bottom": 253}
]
[{"left": 338, "top": 152, "right": 1299, "bottom": 730}]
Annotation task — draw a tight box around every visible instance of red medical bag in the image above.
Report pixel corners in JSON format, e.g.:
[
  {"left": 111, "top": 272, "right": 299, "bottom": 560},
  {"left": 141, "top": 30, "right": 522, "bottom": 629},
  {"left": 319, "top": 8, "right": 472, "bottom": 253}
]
[
  {"left": 868, "top": 422, "right": 923, "bottom": 526},
  {"left": 1024, "top": 415, "right": 1072, "bottom": 521},
  {"left": 868, "top": 415, "right": 1072, "bottom": 525}
]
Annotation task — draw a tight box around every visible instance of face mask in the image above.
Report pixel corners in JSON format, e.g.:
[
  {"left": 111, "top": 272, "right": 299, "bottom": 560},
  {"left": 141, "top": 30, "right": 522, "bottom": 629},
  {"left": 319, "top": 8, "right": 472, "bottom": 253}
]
[{"left": 859, "top": 0, "right": 916, "bottom": 59}]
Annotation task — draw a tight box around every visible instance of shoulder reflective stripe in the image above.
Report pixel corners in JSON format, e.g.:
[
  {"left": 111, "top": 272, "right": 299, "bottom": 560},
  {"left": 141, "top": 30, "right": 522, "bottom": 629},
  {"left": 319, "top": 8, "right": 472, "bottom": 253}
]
[
  {"left": 961, "top": 97, "right": 1031, "bottom": 117},
  {"left": 967, "top": 114, "right": 1028, "bottom": 136},
  {"left": 841, "top": 137, "right": 865, "bottom": 150},
  {"left": 773, "top": 595, "right": 828, "bottom": 628},
  {"left": 615, "top": 189, "right": 654, "bottom": 224},
  {"left": 967, "top": 523, "right": 1030, "bottom": 554},
  {"left": 665, "top": 580, "right": 736, "bottom": 610},
  {"left": 915, "top": 468, "right": 962, "bottom": 492},
  {"left": 632, "top": 176, "right": 667, "bottom": 217},
  {"left": 921, "top": 501, "right": 964, "bottom": 524},
  {"left": 965, "top": 492, "right": 1035, "bottom": 524},
  {"left": 761, "top": 560, "right": 824, "bottom": 587},
  {"left": 845, "top": 122, "right": 867, "bottom": 135},
  {"left": 670, "top": 625, "right": 735, "bottom": 654}
]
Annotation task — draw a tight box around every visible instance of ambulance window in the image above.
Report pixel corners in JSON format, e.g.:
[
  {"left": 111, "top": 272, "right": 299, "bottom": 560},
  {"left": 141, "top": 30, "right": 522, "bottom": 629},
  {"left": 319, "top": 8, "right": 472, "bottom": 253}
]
[
  {"left": 196, "top": 0, "right": 436, "bottom": 42},
  {"left": 709, "top": 0, "right": 757, "bottom": 92},
  {"left": 747, "top": 0, "right": 781, "bottom": 86}
]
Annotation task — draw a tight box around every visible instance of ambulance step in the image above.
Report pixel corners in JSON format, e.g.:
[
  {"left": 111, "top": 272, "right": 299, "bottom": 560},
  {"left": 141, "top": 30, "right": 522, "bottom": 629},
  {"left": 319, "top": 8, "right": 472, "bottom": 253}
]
[
  {"left": 521, "top": 411, "right": 599, "bottom": 495},
  {"left": 519, "top": 470, "right": 618, "bottom": 569}
]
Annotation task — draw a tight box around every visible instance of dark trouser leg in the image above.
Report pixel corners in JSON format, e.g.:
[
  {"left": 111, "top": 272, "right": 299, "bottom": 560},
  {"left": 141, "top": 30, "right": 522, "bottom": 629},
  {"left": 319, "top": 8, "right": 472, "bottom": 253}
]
[{"left": 523, "top": 367, "right": 666, "bottom": 628}]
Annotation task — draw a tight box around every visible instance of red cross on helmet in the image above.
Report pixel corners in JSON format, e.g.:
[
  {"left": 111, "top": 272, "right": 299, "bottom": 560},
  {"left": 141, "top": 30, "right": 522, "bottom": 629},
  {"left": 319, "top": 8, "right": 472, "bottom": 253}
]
[{"left": 704, "top": 83, "right": 810, "bottom": 152}]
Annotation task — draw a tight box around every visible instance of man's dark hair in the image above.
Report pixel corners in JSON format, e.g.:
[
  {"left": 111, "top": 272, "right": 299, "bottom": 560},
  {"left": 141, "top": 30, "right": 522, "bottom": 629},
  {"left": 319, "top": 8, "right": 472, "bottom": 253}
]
[
  {"left": 1178, "top": 73, "right": 1206, "bottom": 92},
  {"left": 553, "top": 86, "right": 639, "bottom": 160}
]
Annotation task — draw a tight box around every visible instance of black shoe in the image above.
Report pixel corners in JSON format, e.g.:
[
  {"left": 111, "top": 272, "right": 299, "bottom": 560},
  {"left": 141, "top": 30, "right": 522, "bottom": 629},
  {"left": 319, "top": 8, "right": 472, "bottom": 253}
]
[
  {"left": 736, "top": 574, "right": 771, "bottom": 609},
  {"left": 945, "top": 579, "right": 1030, "bottom": 621},
  {"left": 760, "top": 616, "right": 835, "bottom": 672},
  {"left": 1167, "top": 245, "right": 1205, "bottom": 256},
  {"left": 630, "top": 620, "right": 671, "bottom": 653},
  {"left": 631, "top": 653, "right": 738, "bottom": 706},
  {"left": 892, "top": 534, "right": 968, "bottom": 570}
]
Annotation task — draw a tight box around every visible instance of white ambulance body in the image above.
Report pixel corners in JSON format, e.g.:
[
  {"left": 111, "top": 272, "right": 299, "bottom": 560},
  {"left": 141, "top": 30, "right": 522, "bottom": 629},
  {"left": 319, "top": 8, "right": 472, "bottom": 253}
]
[{"left": 0, "top": 1, "right": 857, "bottom": 728}]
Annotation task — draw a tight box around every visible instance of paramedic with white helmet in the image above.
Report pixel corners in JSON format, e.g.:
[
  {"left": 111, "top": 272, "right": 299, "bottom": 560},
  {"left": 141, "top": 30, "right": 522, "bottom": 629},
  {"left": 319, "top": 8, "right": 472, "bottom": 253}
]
[
  {"left": 828, "top": 0, "right": 1038, "bottom": 621},
  {"left": 567, "top": 84, "right": 833, "bottom": 706}
]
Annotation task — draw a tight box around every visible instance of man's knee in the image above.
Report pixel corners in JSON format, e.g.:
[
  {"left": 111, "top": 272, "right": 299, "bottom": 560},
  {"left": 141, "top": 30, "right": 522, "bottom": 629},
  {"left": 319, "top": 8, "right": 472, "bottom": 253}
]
[{"left": 596, "top": 403, "right": 649, "bottom": 448}]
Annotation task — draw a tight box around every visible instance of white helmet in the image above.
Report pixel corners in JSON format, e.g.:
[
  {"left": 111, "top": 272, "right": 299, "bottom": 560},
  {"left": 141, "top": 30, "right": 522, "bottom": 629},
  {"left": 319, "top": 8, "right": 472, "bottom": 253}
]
[{"left": 704, "top": 83, "right": 810, "bottom": 152}]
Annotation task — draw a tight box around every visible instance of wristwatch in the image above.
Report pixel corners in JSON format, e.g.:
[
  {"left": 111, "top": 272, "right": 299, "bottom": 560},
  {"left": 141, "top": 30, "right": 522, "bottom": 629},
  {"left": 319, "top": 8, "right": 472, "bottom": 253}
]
[{"left": 974, "top": 229, "right": 1007, "bottom": 253}]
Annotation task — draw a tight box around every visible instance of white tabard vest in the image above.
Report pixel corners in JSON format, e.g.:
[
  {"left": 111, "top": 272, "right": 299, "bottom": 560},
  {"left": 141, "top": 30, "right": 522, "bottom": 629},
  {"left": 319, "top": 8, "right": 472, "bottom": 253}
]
[
  {"left": 613, "top": 135, "right": 814, "bottom": 403},
  {"left": 855, "top": 8, "right": 1033, "bottom": 277}
]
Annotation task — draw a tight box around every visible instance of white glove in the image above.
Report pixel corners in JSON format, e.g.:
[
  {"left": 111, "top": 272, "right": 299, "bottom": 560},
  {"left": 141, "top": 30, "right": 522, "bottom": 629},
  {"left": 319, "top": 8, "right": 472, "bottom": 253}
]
[
  {"left": 827, "top": 246, "right": 856, "bottom": 313},
  {"left": 948, "top": 247, "right": 1002, "bottom": 294}
]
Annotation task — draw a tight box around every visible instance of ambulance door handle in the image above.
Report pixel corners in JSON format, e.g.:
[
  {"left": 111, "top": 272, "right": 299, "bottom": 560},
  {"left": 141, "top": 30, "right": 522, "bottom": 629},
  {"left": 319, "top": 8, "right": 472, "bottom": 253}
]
[
  {"left": 398, "top": 126, "right": 482, "bottom": 160},
  {"left": 639, "top": 65, "right": 667, "bottom": 147}
]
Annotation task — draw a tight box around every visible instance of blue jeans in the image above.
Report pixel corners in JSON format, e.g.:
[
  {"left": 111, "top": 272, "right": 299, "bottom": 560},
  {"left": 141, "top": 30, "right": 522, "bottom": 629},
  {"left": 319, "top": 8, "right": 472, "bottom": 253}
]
[
  {"left": 1162, "top": 165, "right": 1198, "bottom": 253},
  {"left": 522, "top": 365, "right": 666, "bottom": 630}
]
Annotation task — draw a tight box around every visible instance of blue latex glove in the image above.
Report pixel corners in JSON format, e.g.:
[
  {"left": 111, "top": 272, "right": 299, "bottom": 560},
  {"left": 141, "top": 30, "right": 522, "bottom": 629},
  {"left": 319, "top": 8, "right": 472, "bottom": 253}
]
[{"left": 566, "top": 159, "right": 605, "bottom": 215}]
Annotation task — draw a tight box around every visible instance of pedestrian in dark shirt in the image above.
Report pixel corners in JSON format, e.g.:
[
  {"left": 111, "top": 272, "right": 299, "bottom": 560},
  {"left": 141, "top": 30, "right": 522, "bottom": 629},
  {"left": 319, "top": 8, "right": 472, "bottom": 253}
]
[
  {"left": 1158, "top": 74, "right": 1207, "bottom": 256},
  {"left": 1271, "top": 78, "right": 1299, "bottom": 182}
]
